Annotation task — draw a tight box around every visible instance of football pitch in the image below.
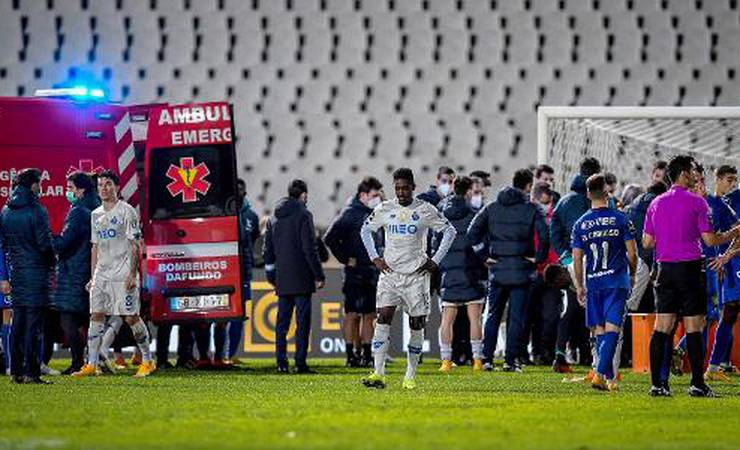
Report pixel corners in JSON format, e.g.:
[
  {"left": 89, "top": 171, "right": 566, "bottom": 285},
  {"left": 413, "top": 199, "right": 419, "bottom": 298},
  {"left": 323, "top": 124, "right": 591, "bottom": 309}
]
[{"left": 2, "top": 360, "right": 740, "bottom": 450}]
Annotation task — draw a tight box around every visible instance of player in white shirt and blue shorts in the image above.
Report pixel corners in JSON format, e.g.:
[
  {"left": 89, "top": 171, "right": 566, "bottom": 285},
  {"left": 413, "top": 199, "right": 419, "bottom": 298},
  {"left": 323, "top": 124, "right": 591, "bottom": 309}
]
[{"left": 360, "top": 168, "right": 456, "bottom": 390}]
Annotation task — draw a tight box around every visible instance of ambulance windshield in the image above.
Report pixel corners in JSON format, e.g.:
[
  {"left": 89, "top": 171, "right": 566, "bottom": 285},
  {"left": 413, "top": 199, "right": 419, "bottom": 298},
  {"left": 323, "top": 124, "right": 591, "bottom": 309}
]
[{"left": 148, "top": 144, "right": 237, "bottom": 220}]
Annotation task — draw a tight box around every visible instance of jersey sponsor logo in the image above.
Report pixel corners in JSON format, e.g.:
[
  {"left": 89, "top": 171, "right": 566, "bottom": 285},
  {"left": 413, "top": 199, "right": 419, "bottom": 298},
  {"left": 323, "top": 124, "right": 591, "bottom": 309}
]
[
  {"left": 388, "top": 223, "right": 418, "bottom": 235},
  {"left": 165, "top": 156, "right": 211, "bottom": 203},
  {"left": 97, "top": 228, "right": 117, "bottom": 240}
]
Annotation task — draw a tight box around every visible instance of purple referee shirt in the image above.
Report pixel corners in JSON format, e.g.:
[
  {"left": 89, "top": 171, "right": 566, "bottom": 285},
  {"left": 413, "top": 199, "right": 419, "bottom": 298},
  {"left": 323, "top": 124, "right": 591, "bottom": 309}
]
[{"left": 643, "top": 185, "right": 712, "bottom": 262}]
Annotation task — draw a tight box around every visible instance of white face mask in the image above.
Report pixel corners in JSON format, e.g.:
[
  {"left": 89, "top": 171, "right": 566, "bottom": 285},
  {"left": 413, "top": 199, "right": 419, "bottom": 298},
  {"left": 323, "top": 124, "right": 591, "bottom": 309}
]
[
  {"left": 438, "top": 183, "right": 451, "bottom": 197},
  {"left": 366, "top": 196, "right": 382, "bottom": 209},
  {"left": 470, "top": 194, "right": 483, "bottom": 209}
]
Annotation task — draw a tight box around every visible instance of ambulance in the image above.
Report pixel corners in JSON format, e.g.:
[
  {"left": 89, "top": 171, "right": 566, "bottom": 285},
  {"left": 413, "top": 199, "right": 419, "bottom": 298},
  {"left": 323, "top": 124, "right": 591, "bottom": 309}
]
[{"left": 0, "top": 94, "right": 244, "bottom": 323}]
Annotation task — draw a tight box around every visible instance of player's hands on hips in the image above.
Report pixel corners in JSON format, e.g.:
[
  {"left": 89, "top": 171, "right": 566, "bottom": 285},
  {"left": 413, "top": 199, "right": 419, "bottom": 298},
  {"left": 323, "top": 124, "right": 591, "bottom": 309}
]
[
  {"left": 85, "top": 280, "right": 93, "bottom": 292},
  {"left": 415, "top": 258, "right": 438, "bottom": 274},
  {"left": 316, "top": 280, "right": 325, "bottom": 290},
  {"left": 0, "top": 280, "right": 11, "bottom": 295},
  {"left": 125, "top": 272, "right": 137, "bottom": 292},
  {"left": 709, "top": 254, "right": 729, "bottom": 272},
  {"left": 576, "top": 285, "right": 586, "bottom": 307},
  {"left": 373, "top": 257, "right": 392, "bottom": 274}
]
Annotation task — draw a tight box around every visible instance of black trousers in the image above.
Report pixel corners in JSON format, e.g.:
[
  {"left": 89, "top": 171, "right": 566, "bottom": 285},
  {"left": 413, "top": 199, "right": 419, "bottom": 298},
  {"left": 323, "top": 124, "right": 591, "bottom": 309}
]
[
  {"left": 556, "top": 290, "right": 591, "bottom": 364},
  {"left": 276, "top": 295, "right": 311, "bottom": 368},
  {"left": 156, "top": 323, "right": 172, "bottom": 364},
  {"left": 524, "top": 276, "right": 560, "bottom": 362},
  {"left": 59, "top": 311, "right": 88, "bottom": 370},
  {"left": 10, "top": 306, "right": 44, "bottom": 378}
]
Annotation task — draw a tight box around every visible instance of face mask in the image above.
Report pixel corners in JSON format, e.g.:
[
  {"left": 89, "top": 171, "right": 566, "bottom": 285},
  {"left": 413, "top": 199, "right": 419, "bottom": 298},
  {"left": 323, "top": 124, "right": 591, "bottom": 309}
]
[
  {"left": 367, "top": 196, "right": 382, "bottom": 209},
  {"left": 66, "top": 191, "right": 77, "bottom": 205},
  {"left": 438, "top": 183, "right": 451, "bottom": 197},
  {"left": 470, "top": 194, "right": 483, "bottom": 209}
]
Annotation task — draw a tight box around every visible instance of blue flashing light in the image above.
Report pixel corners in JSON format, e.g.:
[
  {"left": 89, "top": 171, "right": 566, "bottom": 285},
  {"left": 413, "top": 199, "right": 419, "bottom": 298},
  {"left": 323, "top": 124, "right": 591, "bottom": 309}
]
[{"left": 89, "top": 88, "right": 105, "bottom": 98}]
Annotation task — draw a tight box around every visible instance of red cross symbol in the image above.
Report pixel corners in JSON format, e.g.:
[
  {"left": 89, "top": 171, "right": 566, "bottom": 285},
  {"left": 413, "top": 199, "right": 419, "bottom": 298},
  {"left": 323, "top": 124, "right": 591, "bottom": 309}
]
[
  {"left": 67, "top": 159, "right": 105, "bottom": 176},
  {"left": 165, "top": 157, "right": 211, "bottom": 203}
]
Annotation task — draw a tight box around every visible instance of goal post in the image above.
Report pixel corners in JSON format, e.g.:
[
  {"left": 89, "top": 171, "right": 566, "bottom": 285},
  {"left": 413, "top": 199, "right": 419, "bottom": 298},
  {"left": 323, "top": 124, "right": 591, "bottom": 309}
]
[{"left": 537, "top": 106, "right": 740, "bottom": 194}]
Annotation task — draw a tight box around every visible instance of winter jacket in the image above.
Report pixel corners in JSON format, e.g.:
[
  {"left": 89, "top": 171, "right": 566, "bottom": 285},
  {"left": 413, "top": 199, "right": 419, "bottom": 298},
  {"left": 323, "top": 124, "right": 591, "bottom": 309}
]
[
  {"left": 52, "top": 191, "right": 100, "bottom": 313},
  {"left": 263, "top": 197, "right": 325, "bottom": 296},
  {"left": 550, "top": 175, "right": 590, "bottom": 260},
  {"left": 727, "top": 189, "right": 740, "bottom": 215},
  {"left": 0, "top": 234, "right": 8, "bottom": 308},
  {"left": 626, "top": 191, "right": 659, "bottom": 266},
  {"left": 239, "top": 200, "right": 260, "bottom": 281},
  {"left": 0, "top": 186, "right": 54, "bottom": 307},
  {"left": 417, "top": 186, "right": 442, "bottom": 207},
  {"left": 324, "top": 196, "right": 380, "bottom": 283},
  {"left": 436, "top": 196, "right": 485, "bottom": 301},
  {"left": 468, "top": 186, "right": 550, "bottom": 286}
]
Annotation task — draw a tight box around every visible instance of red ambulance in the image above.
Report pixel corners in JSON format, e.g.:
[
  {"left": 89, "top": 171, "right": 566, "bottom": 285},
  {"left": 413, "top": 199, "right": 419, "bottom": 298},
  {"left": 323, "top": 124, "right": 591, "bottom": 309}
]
[{"left": 0, "top": 96, "right": 244, "bottom": 323}]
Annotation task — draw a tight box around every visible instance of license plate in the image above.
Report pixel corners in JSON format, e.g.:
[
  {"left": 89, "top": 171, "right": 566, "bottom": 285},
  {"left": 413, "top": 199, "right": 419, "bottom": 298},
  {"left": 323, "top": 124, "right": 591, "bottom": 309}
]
[{"left": 170, "top": 294, "right": 229, "bottom": 311}]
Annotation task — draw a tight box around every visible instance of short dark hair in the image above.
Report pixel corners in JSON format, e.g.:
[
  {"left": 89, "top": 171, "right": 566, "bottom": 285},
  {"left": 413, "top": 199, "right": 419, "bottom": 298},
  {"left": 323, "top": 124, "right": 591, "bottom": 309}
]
[
  {"left": 586, "top": 174, "right": 607, "bottom": 198},
  {"left": 535, "top": 164, "right": 554, "bottom": 179},
  {"left": 604, "top": 172, "right": 617, "bottom": 186},
  {"left": 98, "top": 170, "right": 120, "bottom": 186},
  {"left": 580, "top": 157, "right": 602, "bottom": 177},
  {"left": 436, "top": 166, "right": 454, "bottom": 179},
  {"left": 393, "top": 167, "right": 415, "bottom": 185},
  {"left": 695, "top": 163, "right": 705, "bottom": 176},
  {"left": 532, "top": 181, "right": 552, "bottom": 200},
  {"left": 67, "top": 171, "right": 94, "bottom": 193},
  {"left": 647, "top": 180, "right": 668, "bottom": 196},
  {"left": 357, "top": 176, "right": 383, "bottom": 194},
  {"left": 453, "top": 176, "right": 472, "bottom": 196},
  {"left": 513, "top": 169, "right": 534, "bottom": 190},
  {"left": 288, "top": 179, "right": 308, "bottom": 198},
  {"left": 652, "top": 160, "right": 668, "bottom": 172},
  {"left": 716, "top": 165, "right": 737, "bottom": 179},
  {"left": 237, "top": 178, "right": 246, "bottom": 189},
  {"left": 667, "top": 155, "right": 695, "bottom": 185},
  {"left": 469, "top": 170, "right": 491, "bottom": 187},
  {"left": 17, "top": 168, "right": 42, "bottom": 189}
]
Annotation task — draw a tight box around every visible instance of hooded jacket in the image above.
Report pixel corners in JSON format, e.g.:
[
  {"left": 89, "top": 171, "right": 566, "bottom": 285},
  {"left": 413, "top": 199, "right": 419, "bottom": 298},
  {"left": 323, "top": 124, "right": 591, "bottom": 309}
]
[
  {"left": 324, "top": 196, "right": 380, "bottom": 283},
  {"left": 550, "top": 175, "right": 590, "bottom": 259},
  {"left": 468, "top": 186, "right": 549, "bottom": 286},
  {"left": 436, "top": 195, "right": 486, "bottom": 301},
  {"left": 417, "top": 186, "right": 443, "bottom": 207},
  {"left": 52, "top": 191, "right": 101, "bottom": 313},
  {"left": 0, "top": 186, "right": 54, "bottom": 307},
  {"left": 626, "top": 191, "right": 660, "bottom": 265},
  {"left": 239, "top": 199, "right": 260, "bottom": 281},
  {"left": 263, "top": 197, "right": 325, "bottom": 296}
]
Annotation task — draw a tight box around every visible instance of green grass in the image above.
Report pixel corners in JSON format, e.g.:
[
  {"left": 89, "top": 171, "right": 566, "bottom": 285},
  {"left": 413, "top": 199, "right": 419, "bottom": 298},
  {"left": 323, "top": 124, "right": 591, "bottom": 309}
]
[{"left": 2, "top": 359, "right": 740, "bottom": 450}]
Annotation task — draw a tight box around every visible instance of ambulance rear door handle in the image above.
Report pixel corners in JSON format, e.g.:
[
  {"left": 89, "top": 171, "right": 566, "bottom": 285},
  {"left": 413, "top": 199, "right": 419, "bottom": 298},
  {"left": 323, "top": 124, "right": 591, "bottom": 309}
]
[
  {"left": 176, "top": 229, "right": 186, "bottom": 238},
  {"left": 85, "top": 131, "right": 103, "bottom": 139}
]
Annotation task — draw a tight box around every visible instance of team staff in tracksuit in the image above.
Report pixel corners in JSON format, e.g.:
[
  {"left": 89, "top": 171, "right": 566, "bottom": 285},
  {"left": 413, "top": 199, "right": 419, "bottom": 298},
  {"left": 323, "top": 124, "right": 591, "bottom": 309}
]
[
  {"left": 0, "top": 169, "right": 55, "bottom": 384},
  {"left": 549, "top": 157, "right": 602, "bottom": 372},
  {"left": 324, "top": 176, "right": 384, "bottom": 367},
  {"left": 52, "top": 172, "right": 100, "bottom": 375}
]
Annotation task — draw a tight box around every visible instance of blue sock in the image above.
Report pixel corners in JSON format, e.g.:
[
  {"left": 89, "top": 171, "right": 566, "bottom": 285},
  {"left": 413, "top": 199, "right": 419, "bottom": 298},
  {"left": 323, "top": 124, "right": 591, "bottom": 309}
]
[
  {"left": 677, "top": 335, "right": 687, "bottom": 352},
  {"left": 710, "top": 319, "right": 733, "bottom": 366},
  {"left": 597, "top": 332, "right": 619, "bottom": 380},
  {"left": 595, "top": 334, "right": 604, "bottom": 368},
  {"left": 228, "top": 320, "right": 244, "bottom": 359}
]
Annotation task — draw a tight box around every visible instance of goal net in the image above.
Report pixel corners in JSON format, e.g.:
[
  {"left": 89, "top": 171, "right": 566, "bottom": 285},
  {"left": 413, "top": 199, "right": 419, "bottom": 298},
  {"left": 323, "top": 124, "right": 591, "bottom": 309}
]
[{"left": 537, "top": 107, "right": 740, "bottom": 194}]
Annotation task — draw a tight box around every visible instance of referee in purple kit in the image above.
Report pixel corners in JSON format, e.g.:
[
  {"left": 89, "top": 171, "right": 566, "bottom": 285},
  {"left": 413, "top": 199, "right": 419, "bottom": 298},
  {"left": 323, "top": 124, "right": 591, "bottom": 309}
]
[{"left": 643, "top": 155, "right": 740, "bottom": 397}]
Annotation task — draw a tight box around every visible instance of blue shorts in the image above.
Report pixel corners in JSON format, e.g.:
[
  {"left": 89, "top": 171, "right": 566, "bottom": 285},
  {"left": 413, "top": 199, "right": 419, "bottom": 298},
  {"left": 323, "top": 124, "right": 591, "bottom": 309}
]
[
  {"left": 0, "top": 295, "right": 10, "bottom": 310},
  {"left": 719, "top": 258, "right": 740, "bottom": 307},
  {"left": 586, "top": 288, "right": 628, "bottom": 328}
]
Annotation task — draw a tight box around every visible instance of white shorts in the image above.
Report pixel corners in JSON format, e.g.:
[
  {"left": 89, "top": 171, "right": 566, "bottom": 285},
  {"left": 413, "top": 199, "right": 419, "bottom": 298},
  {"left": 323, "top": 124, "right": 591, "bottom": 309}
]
[
  {"left": 441, "top": 299, "right": 485, "bottom": 308},
  {"left": 377, "top": 271, "right": 431, "bottom": 317},
  {"left": 90, "top": 280, "right": 140, "bottom": 316}
]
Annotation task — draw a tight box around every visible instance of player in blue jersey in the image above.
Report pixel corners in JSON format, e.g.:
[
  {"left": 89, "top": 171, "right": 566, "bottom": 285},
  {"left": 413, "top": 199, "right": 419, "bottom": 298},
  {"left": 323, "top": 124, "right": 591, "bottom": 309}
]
[
  {"left": 705, "top": 165, "right": 740, "bottom": 382},
  {"left": 571, "top": 174, "right": 637, "bottom": 392}
]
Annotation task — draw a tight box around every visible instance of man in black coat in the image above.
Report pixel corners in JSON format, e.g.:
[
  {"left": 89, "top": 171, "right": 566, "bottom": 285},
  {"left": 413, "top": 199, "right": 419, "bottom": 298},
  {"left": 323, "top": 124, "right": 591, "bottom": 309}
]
[
  {"left": 264, "top": 179, "right": 326, "bottom": 373},
  {"left": 0, "top": 169, "right": 55, "bottom": 384},
  {"left": 324, "top": 176, "right": 383, "bottom": 367},
  {"left": 468, "top": 169, "right": 550, "bottom": 372},
  {"left": 52, "top": 171, "right": 100, "bottom": 374}
]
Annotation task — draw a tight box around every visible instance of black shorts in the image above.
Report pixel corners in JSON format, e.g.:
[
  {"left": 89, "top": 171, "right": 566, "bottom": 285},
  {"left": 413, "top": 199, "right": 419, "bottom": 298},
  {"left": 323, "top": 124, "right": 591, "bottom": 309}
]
[
  {"left": 343, "top": 268, "right": 377, "bottom": 315},
  {"left": 654, "top": 259, "right": 707, "bottom": 316}
]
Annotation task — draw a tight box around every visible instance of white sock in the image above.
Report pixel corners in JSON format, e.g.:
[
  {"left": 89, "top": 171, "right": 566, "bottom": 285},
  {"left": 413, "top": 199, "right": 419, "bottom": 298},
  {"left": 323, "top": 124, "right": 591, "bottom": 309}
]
[
  {"left": 613, "top": 330, "right": 623, "bottom": 377},
  {"left": 440, "top": 342, "right": 452, "bottom": 361},
  {"left": 471, "top": 340, "right": 483, "bottom": 361},
  {"left": 87, "top": 320, "right": 106, "bottom": 366},
  {"left": 100, "top": 316, "right": 123, "bottom": 361},
  {"left": 130, "top": 319, "right": 152, "bottom": 362},
  {"left": 372, "top": 323, "right": 390, "bottom": 376},
  {"left": 591, "top": 336, "right": 599, "bottom": 370},
  {"left": 405, "top": 329, "right": 424, "bottom": 380}
]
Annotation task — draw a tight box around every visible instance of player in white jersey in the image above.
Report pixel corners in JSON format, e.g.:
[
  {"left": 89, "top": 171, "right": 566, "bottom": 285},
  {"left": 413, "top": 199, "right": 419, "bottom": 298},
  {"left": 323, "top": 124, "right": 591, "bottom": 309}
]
[
  {"left": 360, "top": 168, "right": 456, "bottom": 389},
  {"left": 73, "top": 171, "right": 155, "bottom": 378}
]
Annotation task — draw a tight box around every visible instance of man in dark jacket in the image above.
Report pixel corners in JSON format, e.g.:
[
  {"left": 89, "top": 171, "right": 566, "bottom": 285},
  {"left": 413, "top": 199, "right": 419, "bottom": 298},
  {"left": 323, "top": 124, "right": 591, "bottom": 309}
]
[
  {"left": 324, "top": 176, "right": 383, "bottom": 367},
  {"left": 549, "top": 157, "right": 601, "bottom": 372},
  {"left": 0, "top": 169, "right": 55, "bottom": 384},
  {"left": 437, "top": 176, "right": 486, "bottom": 373},
  {"left": 52, "top": 172, "right": 100, "bottom": 375},
  {"left": 468, "top": 169, "right": 549, "bottom": 372},
  {"left": 417, "top": 166, "right": 455, "bottom": 207},
  {"left": 264, "top": 179, "right": 325, "bottom": 373}
]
